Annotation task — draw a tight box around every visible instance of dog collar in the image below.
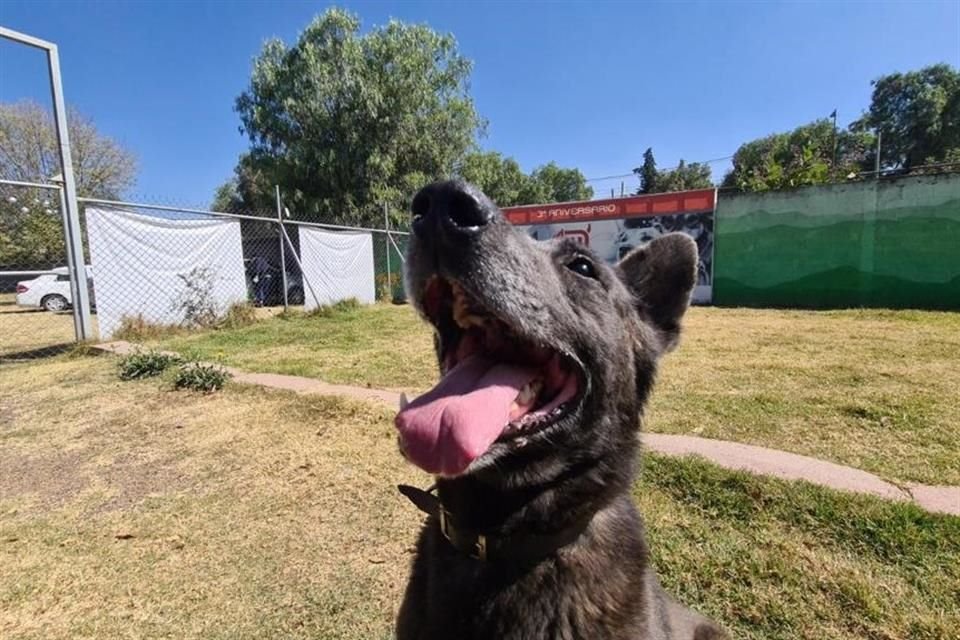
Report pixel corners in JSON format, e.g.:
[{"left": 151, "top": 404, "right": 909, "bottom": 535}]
[{"left": 398, "top": 484, "right": 592, "bottom": 564}]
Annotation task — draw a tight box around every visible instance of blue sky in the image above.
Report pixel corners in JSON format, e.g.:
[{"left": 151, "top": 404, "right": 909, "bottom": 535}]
[{"left": 1, "top": 0, "right": 958, "bottom": 207}]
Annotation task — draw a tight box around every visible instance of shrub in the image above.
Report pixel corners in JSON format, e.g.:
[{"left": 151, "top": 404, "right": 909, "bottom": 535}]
[
  {"left": 118, "top": 350, "right": 182, "bottom": 380},
  {"left": 173, "top": 361, "right": 230, "bottom": 392},
  {"left": 172, "top": 266, "right": 220, "bottom": 328}
]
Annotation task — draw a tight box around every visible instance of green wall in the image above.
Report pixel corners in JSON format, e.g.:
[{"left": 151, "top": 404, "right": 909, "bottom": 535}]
[{"left": 713, "top": 174, "right": 960, "bottom": 309}]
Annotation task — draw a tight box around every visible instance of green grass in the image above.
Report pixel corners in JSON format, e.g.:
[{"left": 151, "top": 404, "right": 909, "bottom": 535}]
[
  {"left": 152, "top": 302, "right": 435, "bottom": 391},
  {"left": 1, "top": 355, "right": 957, "bottom": 639},
  {"left": 146, "top": 303, "right": 960, "bottom": 486}
]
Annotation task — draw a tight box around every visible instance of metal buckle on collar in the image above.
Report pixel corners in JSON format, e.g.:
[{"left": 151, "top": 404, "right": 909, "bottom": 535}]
[{"left": 440, "top": 507, "right": 487, "bottom": 561}]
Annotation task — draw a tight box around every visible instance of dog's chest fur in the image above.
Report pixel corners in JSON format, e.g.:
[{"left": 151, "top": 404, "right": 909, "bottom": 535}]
[{"left": 397, "top": 496, "right": 700, "bottom": 640}]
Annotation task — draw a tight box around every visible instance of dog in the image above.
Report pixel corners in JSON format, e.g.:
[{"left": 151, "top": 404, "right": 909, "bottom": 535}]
[{"left": 394, "top": 180, "right": 726, "bottom": 640}]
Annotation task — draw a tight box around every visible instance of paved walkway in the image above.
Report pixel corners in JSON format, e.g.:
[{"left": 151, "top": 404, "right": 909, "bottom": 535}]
[{"left": 94, "top": 341, "right": 959, "bottom": 516}]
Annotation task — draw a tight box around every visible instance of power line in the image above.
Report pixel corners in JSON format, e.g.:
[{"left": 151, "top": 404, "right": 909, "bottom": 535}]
[{"left": 584, "top": 154, "right": 735, "bottom": 183}]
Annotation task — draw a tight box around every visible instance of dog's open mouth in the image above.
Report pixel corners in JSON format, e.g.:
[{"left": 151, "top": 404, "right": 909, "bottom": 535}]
[{"left": 395, "top": 277, "right": 585, "bottom": 476}]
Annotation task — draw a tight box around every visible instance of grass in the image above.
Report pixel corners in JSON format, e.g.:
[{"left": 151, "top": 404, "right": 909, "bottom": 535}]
[
  {"left": 153, "top": 302, "right": 435, "bottom": 391},
  {"left": 0, "top": 355, "right": 957, "bottom": 639},
  {"left": 147, "top": 303, "right": 960, "bottom": 486},
  {"left": 0, "top": 294, "right": 99, "bottom": 358}
]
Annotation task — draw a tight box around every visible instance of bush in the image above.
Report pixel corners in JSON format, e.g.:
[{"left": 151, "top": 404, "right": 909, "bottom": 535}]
[
  {"left": 172, "top": 266, "right": 220, "bottom": 328},
  {"left": 118, "top": 350, "right": 182, "bottom": 380},
  {"left": 173, "top": 361, "right": 231, "bottom": 392}
]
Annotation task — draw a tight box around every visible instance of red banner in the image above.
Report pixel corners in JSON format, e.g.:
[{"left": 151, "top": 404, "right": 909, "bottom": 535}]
[{"left": 501, "top": 189, "right": 716, "bottom": 225}]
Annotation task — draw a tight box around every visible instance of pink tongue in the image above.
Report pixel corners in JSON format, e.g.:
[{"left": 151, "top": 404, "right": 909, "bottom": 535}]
[{"left": 395, "top": 355, "right": 538, "bottom": 476}]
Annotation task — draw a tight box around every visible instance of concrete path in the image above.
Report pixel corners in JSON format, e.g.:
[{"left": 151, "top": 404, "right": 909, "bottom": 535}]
[{"left": 93, "top": 341, "right": 959, "bottom": 516}]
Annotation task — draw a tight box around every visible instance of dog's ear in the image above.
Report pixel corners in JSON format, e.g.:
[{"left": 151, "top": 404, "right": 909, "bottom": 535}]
[{"left": 615, "top": 233, "right": 698, "bottom": 352}]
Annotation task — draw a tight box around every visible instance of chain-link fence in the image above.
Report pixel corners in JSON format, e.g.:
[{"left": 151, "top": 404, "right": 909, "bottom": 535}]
[
  {"left": 0, "top": 181, "right": 408, "bottom": 359},
  {"left": 0, "top": 179, "right": 88, "bottom": 359}
]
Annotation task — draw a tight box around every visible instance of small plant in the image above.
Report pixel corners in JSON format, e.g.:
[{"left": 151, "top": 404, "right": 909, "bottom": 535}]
[
  {"left": 173, "top": 361, "right": 231, "bottom": 392},
  {"left": 118, "top": 350, "right": 182, "bottom": 380},
  {"left": 172, "top": 266, "right": 220, "bottom": 328},
  {"left": 307, "top": 297, "right": 362, "bottom": 318}
]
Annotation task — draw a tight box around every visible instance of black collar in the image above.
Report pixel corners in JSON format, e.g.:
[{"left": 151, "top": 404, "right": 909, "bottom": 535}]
[{"left": 398, "top": 484, "right": 592, "bottom": 563}]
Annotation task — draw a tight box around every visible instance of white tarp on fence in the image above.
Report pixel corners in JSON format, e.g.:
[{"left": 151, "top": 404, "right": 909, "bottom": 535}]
[
  {"left": 299, "top": 227, "right": 375, "bottom": 308},
  {"left": 86, "top": 207, "right": 248, "bottom": 339}
]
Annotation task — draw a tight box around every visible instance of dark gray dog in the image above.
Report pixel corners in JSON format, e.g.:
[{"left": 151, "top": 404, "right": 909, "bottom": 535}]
[{"left": 394, "top": 180, "right": 726, "bottom": 640}]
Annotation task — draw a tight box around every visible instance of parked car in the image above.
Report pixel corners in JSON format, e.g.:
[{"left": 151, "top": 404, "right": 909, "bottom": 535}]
[{"left": 15, "top": 266, "right": 96, "bottom": 312}]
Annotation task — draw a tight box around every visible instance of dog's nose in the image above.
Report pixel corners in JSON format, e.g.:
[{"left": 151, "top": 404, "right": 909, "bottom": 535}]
[{"left": 411, "top": 181, "right": 495, "bottom": 238}]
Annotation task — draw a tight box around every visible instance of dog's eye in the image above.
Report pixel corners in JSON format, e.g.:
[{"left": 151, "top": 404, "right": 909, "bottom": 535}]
[{"left": 565, "top": 256, "right": 598, "bottom": 280}]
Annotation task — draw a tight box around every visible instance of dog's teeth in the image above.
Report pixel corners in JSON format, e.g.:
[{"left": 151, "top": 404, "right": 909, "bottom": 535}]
[
  {"left": 516, "top": 379, "right": 543, "bottom": 406},
  {"left": 515, "top": 437, "right": 528, "bottom": 448},
  {"left": 399, "top": 392, "right": 409, "bottom": 410}
]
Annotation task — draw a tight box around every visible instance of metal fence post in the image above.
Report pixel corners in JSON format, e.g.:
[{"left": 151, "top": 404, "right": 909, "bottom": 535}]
[
  {"left": 275, "top": 185, "right": 288, "bottom": 310},
  {"left": 1, "top": 27, "right": 94, "bottom": 342},
  {"left": 383, "top": 202, "right": 392, "bottom": 301},
  {"left": 48, "top": 38, "right": 94, "bottom": 341}
]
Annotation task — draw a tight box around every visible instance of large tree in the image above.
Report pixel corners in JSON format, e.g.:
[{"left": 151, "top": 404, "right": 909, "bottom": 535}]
[
  {"left": 722, "top": 119, "right": 873, "bottom": 192},
  {"left": 523, "top": 162, "right": 593, "bottom": 203},
  {"left": 456, "top": 153, "right": 593, "bottom": 207},
  {"left": 851, "top": 64, "right": 960, "bottom": 170},
  {"left": 652, "top": 159, "right": 713, "bottom": 193},
  {"left": 456, "top": 151, "right": 528, "bottom": 207},
  {"left": 0, "top": 100, "right": 137, "bottom": 268},
  {"left": 0, "top": 100, "right": 136, "bottom": 197},
  {"left": 227, "top": 8, "right": 485, "bottom": 226}
]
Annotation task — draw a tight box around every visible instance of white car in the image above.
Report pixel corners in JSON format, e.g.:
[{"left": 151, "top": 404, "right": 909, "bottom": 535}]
[{"left": 15, "top": 266, "right": 96, "bottom": 312}]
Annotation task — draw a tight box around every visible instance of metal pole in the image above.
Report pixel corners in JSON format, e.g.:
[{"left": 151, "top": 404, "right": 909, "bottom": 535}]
[
  {"left": 76, "top": 197, "right": 409, "bottom": 235},
  {"left": 275, "top": 185, "right": 288, "bottom": 310},
  {"left": 48, "top": 43, "right": 93, "bottom": 340},
  {"left": 831, "top": 109, "right": 838, "bottom": 173},
  {"left": 278, "top": 223, "right": 321, "bottom": 309},
  {"left": 875, "top": 130, "right": 882, "bottom": 179},
  {"left": 383, "top": 202, "right": 392, "bottom": 302}
]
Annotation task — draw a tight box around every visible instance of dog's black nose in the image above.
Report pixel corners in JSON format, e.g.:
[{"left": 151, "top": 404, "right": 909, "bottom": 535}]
[{"left": 411, "top": 180, "right": 495, "bottom": 238}]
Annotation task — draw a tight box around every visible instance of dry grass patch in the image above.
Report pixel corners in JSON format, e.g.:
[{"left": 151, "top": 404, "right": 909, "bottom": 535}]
[
  {"left": 150, "top": 304, "right": 960, "bottom": 485},
  {"left": 0, "top": 298, "right": 99, "bottom": 358},
  {"left": 0, "top": 355, "right": 956, "bottom": 639},
  {"left": 648, "top": 307, "right": 960, "bottom": 484}
]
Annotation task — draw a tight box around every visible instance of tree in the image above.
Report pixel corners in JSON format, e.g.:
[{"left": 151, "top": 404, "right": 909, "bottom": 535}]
[
  {"left": 525, "top": 162, "right": 593, "bottom": 203},
  {"left": 632, "top": 148, "right": 713, "bottom": 194},
  {"left": 635, "top": 147, "right": 658, "bottom": 194},
  {"left": 0, "top": 100, "right": 137, "bottom": 268},
  {"left": 457, "top": 151, "right": 529, "bottom": 206},
  {"left": 650, "top": 159, "right": 713, "bottom": 193},
  {"left": 0, "top": 101, "right": 136, "bottom": 198},
  {"left": 722, "top": 119, "right": 873, "bottom": 192},
  {"left": 852, "top": 64, "right": 960, "bottom": 170},
  {"left": 229, "top": 8, "right": 485, "bottom": 226}
]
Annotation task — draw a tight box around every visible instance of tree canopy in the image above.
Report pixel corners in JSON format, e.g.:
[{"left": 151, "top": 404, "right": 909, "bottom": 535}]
[
  {"left": 851, "top": 64, "right": 960, "bottom": 169},
  {"left": 456, "top": 153, "right": 593, "bottom": 206},
  {"left": 722, "top": 119, "right": 874, "bottom": 192},
  {"left": 633, "top": 149, "right": 713, "bottom": 194},
  {"left": 0, "top": 101, "right": 137, "bottom": 268},
  {"left": 223, "top": 8, "right": 485, "bottom": 226}
]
